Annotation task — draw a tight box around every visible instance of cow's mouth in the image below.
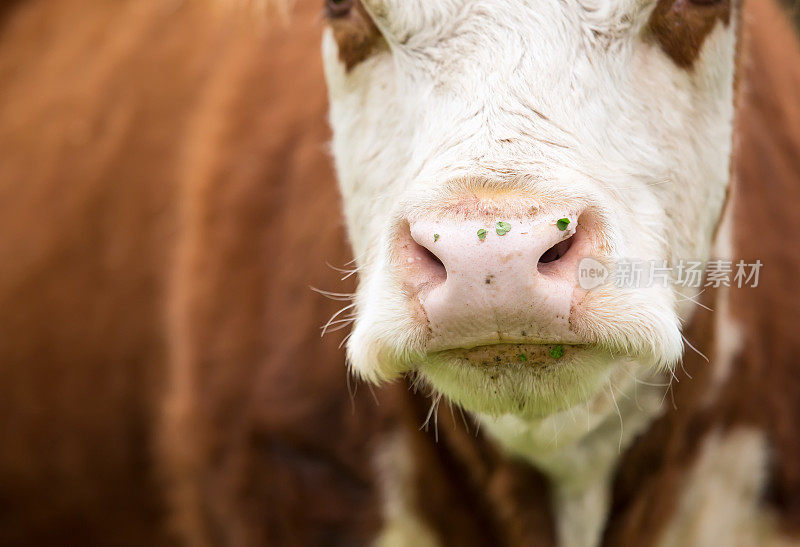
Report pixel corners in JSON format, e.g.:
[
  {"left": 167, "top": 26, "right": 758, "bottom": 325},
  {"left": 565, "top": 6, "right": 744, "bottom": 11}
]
[
  {"left": 416, "top": 342, "right": 612, "bottom": 417},
  {"left": 432, "top": 343, "right": 587, "bottom": 368}
]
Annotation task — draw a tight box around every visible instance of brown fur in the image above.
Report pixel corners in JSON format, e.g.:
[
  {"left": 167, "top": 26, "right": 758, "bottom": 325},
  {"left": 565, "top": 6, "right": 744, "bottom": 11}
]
[
  {"left": 328, "top": 0, "right": 383, "bottom": 71},
  {"left": 648, "top": 0, "right": 732, "bottom": 68},
  {"left": 0, "top": 0, "right": 384, "bottom": 544},
  {"left": 729, "top": 0, "right": 800, "bottom": 529},
  {"left": 400, "top": 393, "right": 558, "bottom": 546},
  {"left": 0, "top": 0, "right": 798, "bottom": 544}
]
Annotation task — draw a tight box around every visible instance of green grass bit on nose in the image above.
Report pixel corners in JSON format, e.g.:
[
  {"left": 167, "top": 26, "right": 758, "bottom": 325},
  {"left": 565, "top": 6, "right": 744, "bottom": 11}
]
[
  {"left": 550, "top": 345, "right": 564, "bottom": 359},
  {"left": 496, "top": 221, "right": 511, "bottom": 236}
]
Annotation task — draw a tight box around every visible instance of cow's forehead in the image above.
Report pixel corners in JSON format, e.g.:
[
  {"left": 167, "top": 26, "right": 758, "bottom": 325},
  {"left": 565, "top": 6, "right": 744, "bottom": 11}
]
[
  {"left": 360, "top": 0, "right": 649, "bottom": 17},
  {"left": 361, "top": 0, "right": 653, "bottom": 39},
  {"left": 344, "top": 0, "right": 736, "bottom": 75}
]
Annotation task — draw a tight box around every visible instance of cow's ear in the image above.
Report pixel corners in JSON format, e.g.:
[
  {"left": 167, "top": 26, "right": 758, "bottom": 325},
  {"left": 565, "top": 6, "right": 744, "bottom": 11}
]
[
  {"left": 646, "top": 0, "right": 732, "bottom": 68},
  {"left": 324, "top": 0, "right": 383, "bottom": 71}
]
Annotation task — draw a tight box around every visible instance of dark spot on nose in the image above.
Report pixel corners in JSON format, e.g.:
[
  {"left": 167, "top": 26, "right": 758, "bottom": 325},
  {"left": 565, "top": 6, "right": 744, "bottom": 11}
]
[{"left": 485, "top": 274, "right": 494, "bottom": 285}]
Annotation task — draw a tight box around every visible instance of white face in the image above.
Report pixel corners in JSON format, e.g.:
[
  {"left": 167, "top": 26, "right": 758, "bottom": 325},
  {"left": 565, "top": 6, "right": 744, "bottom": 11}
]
[{"left": 322, "top": 0, "right": 738, "bottom": 418}]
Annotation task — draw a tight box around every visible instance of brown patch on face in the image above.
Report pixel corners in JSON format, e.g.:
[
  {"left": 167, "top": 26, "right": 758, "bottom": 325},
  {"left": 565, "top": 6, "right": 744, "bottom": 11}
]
[
  {"left": 647, "top": 0, "right": 732, "bottom": 68},
  {"left": 325, "top": 0, "right": 382, "bottom": 71}
]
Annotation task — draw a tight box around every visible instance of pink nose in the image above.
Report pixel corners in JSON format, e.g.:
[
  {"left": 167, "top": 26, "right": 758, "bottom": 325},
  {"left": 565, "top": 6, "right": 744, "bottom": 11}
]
[{"left": 396, "top": 215, "right": 586, "bottom": 351}]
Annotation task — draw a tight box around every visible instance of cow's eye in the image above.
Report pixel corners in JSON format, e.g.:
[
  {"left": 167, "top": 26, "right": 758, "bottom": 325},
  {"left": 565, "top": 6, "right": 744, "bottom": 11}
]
[{"left": 326, "top": 0, "right": 354, "bottom": 18}]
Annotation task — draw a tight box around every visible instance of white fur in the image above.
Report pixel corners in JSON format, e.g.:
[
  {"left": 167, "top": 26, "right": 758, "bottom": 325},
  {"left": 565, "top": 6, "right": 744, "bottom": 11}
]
[
  {"left": 658, "top": 428, "right": 781, "bottom": 547},
  {"left": 374, "top": 432, "right": 440, "bottom": 547}
]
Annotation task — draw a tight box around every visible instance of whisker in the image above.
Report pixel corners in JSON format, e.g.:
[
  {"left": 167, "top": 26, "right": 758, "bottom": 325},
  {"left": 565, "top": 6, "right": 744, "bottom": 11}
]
[
  {"left": 660, "top": 371, "right": 676, "bottom": 408},
  {"left": 675, "top": 289, "right": 714, "bottom": 312},
  {"left": 320, "top": 303, "right": 356, "bottom": 337},
  {"left": 407, "top": 372, "right": 424, "bottom": 394},
  {"left": 343, "top": 256, "right": 360, "bottom": 267},
  {"left": 447, "top": 401, "right": 456, "bottom": 431},
  {"left": 633, "top": 377, "right": 671, "bottom": 388},
  {"left": 367, "top": 383, "right": 380, "bottom": 406},
  {"left": 457, "top": 405, "right": 471, "bottom": 434},
  {"left": 324, "top": 316, "right": 356, "bottom": 326},
  {"left": 346, "top": 370, "right": 357, "bottom": 413},
  {"left": 633, "top": 373, "right": 643, "bottom": 412},
  {"left": 434, "top": 396, "right": 440, "bottom": 442},
  {"left": 321, "top": 318, "right": 355, "bottom": 335},
  {"left": 420, "top": 393, "right": 443, "bottom": 440},
  {"left": 326, "top": 261, "right": 360, "bottom": 274},
  {"left": 326, "top": 262, "right": 361, "bottom": 280},
  {"left": 310, "top": 286, "right": 355, "bottom": 302},
  {"left": 682, "top": 334, "right": 710, "bottom": 363},
  {"left": 338, "top": 331, "right": 353, "bottom": 349}
]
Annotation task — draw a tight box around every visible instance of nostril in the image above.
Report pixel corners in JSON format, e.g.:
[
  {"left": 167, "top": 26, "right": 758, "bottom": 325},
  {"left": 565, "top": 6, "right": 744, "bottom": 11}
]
[
  {"left": 538, "top": 234, "right": 575, "bottom": 264},
  {"left": 413, "top": 240, "right": 447, "bottom": 280},
  {"left": 395, "top": 223, "right": 447, "bottom": 295}
]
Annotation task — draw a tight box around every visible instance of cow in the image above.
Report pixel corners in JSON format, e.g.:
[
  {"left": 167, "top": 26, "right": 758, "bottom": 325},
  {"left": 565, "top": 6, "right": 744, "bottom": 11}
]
[{"left": 0, "top": 0, "right": 798, "bottom": 546}]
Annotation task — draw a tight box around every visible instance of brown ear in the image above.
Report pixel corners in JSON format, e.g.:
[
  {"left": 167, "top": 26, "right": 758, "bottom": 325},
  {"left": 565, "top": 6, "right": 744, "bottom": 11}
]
[
  {"left": 325, "top": 0, "right": 383, "bottom": 71},
  {"left": 647, "top": 0, "right": 732, "bottom": 68}
]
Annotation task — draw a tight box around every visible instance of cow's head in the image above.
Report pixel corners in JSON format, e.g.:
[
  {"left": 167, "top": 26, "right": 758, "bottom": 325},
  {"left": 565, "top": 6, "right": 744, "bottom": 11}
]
[{"left": 321, "top": 0, "right": 737, "bottom": 418}]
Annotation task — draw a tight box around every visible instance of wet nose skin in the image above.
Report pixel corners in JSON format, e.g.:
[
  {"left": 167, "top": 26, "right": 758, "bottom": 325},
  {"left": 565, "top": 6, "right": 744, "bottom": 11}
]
[{"left": 404, "top": 217, "right": 585, "bottom": 351}]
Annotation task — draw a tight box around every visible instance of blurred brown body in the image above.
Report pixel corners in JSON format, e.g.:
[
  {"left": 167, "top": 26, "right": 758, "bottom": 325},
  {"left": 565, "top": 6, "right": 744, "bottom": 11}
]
[
  {"left": 0, "top": 0, "right": 798, "bottom": 545},
  {"left": 0, "top": 1, "right": 369, "bottom": 544}
]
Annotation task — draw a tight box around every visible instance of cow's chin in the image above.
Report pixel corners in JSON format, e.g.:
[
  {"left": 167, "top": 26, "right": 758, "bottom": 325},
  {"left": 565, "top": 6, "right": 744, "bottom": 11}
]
[{"left": 414, "top": 345, "right": 622, "bottom": 419}]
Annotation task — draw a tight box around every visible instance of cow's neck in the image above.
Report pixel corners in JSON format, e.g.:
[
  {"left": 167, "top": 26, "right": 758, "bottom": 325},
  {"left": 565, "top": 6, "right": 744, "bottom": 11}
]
[{"left": 477, "top": 363, "right": 668, "bottom": 547}]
